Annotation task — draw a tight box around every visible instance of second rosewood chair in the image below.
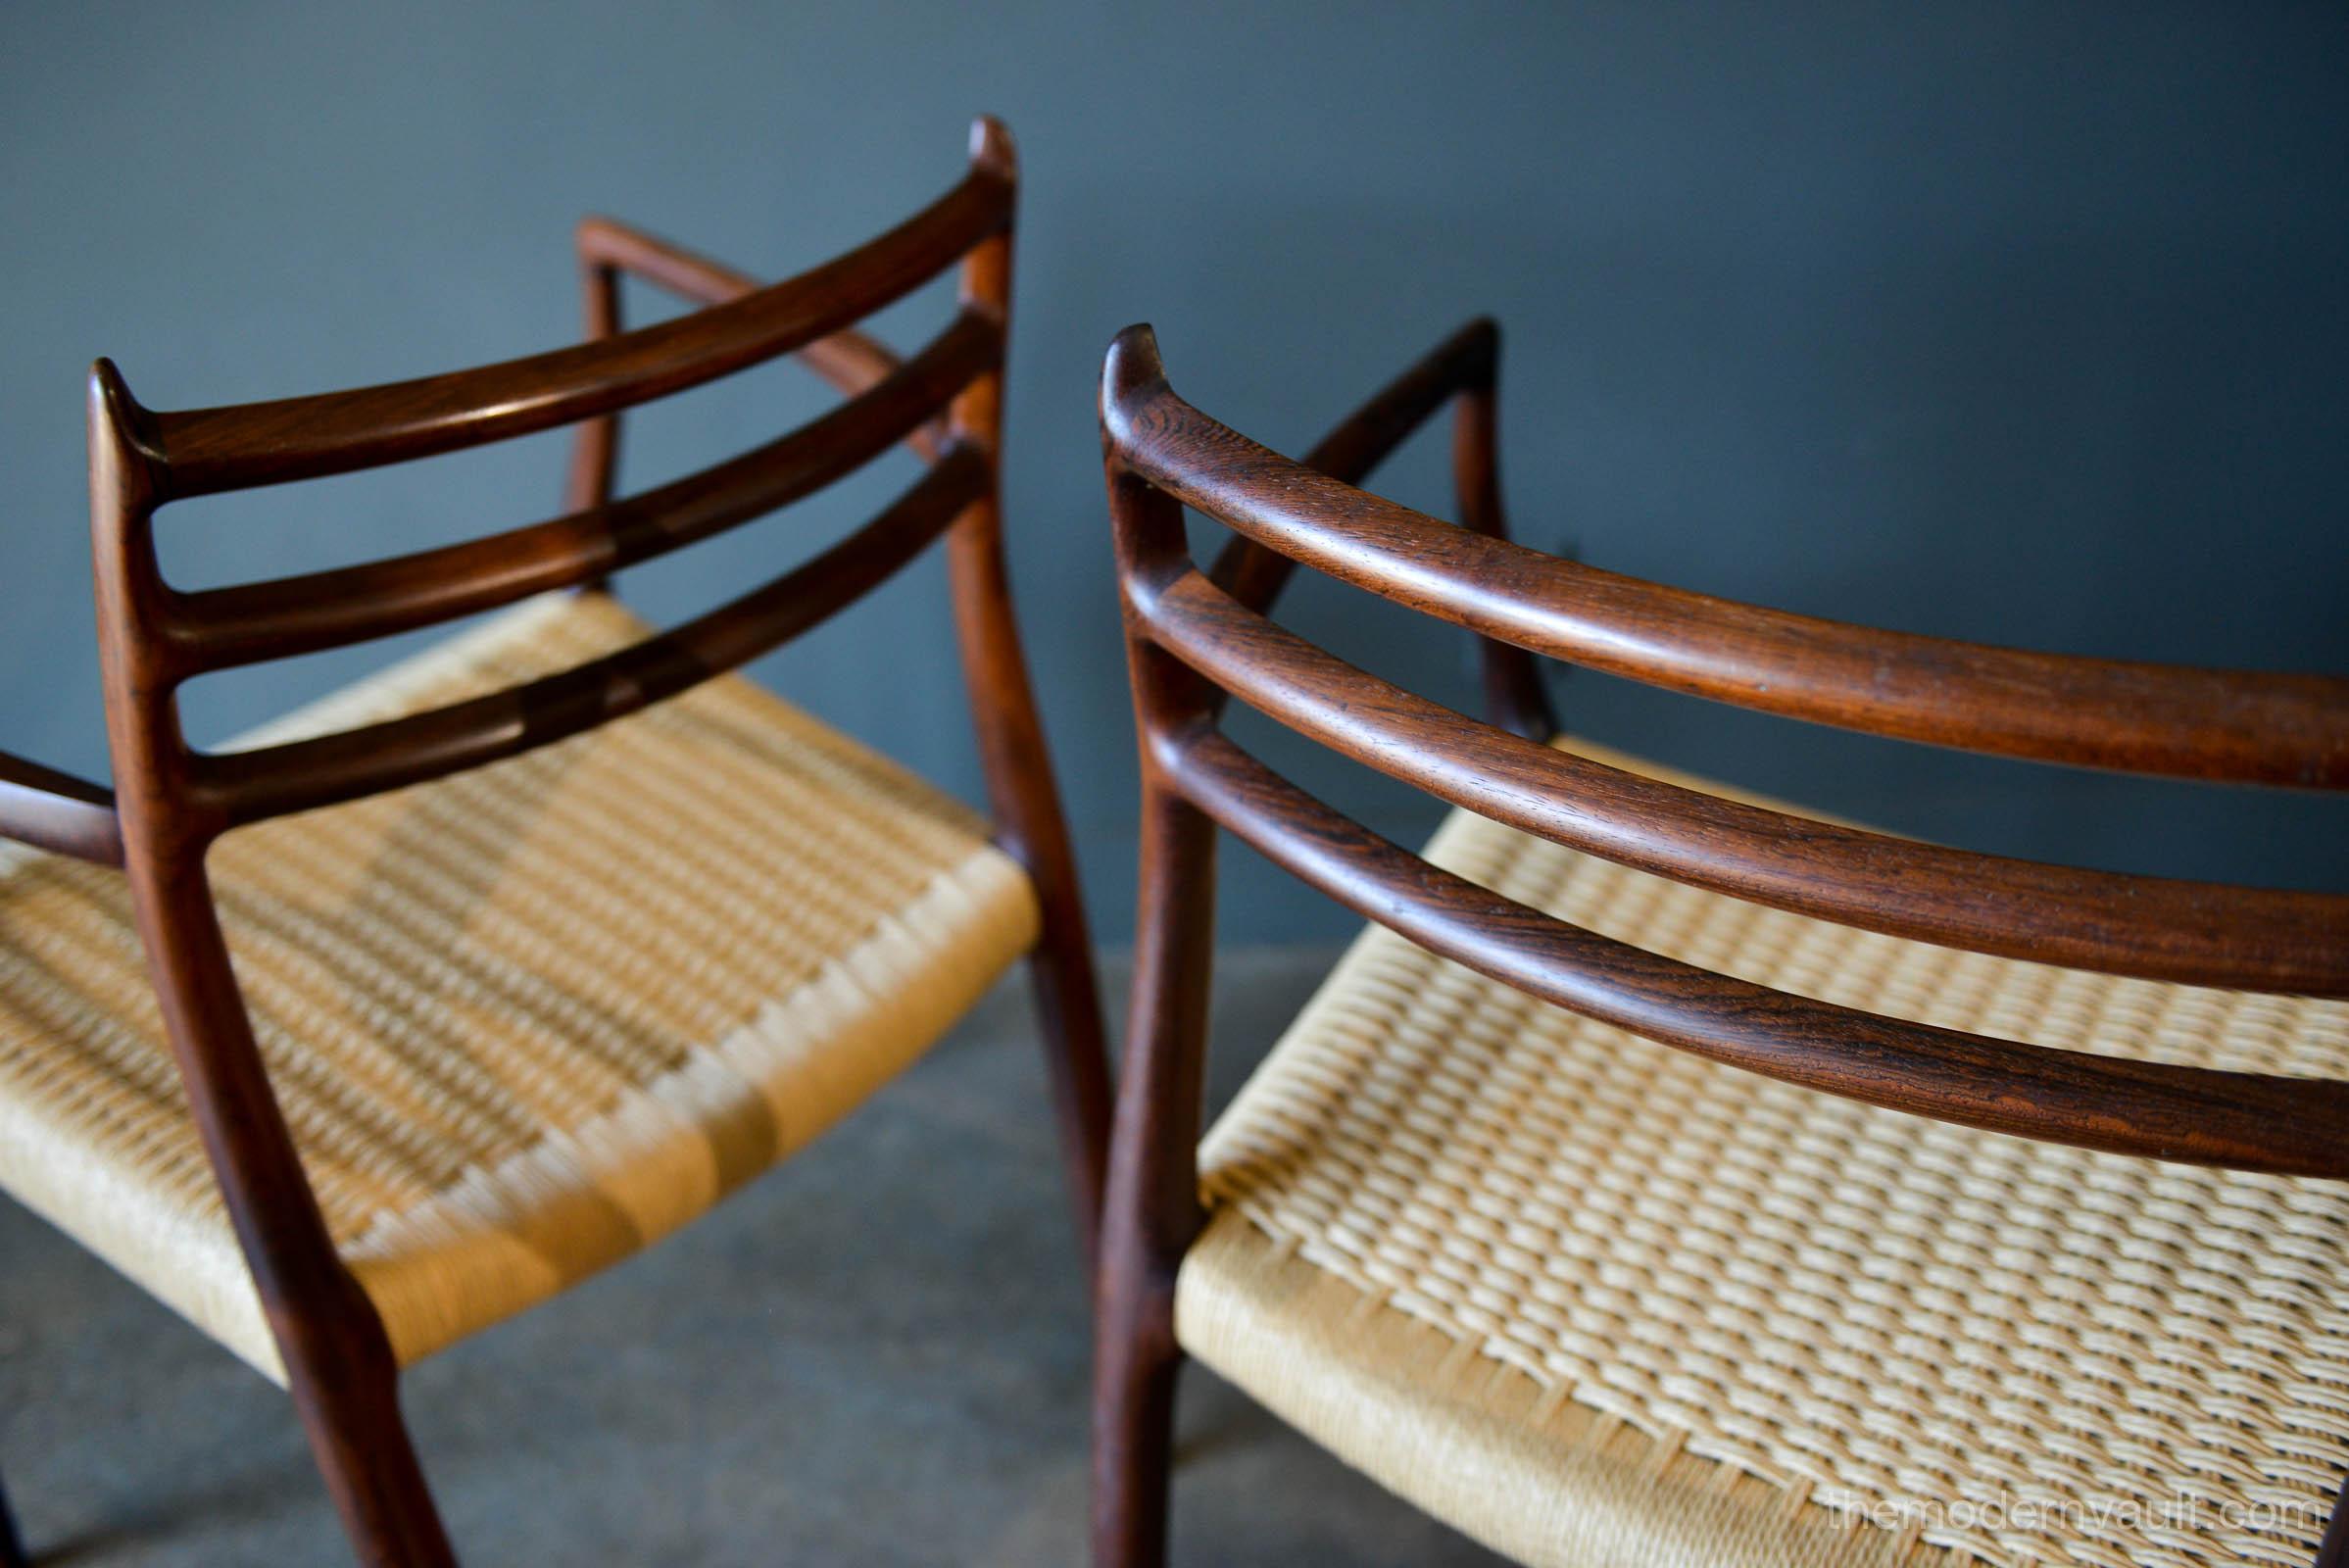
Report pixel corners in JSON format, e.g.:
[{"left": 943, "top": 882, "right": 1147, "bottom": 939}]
[
  {"left": 0, "top": 119, "right": 1108, "bottom": 1566},
  {"left": 1093, "top": 319, "right": 2349, "bottom": 1568}
]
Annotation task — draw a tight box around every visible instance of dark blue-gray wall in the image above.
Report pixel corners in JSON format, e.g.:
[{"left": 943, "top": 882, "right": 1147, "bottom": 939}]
[{"left": 4, "top": 2, "right": 2344, "bottom": 942}]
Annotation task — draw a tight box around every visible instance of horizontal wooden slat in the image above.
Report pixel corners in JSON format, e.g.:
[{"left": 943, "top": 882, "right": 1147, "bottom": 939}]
[
  {"left": 145, "top": 165, "right": 1009, "bottom": 496},
  {"left": 171, "top": 309, "right": 998, "bottom": 671},
  {"left": 1101, "top": 325, "right": 2349, "bottom": 787},
  {"left": 1159, "top": 726, "right": 2349, "bottom": 1177},
  {"left": 196, "top": 445, "right": 988, "bottom": 825},
  {"left": 1135, "top": 565, "right": 2349, "bottom": 995}
]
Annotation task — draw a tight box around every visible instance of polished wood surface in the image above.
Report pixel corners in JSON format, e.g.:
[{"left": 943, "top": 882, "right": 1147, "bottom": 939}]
[
  {"left": 147, "top": 160, "right": 1009, "bottom": 495},
  {"left": 1092, "top": 318, "right": 2348, "bottom": 1568},
  {"left": 1114, "top": 332, "right": 2348, "bottom": 788},
  {"left": 1165, "top": 724, "right": 2344, "bottom": 1172},
  {"left": 2, "top": 119, "right": 1106, "bottom": 1568},
  {"left": 1137, "top": 568, "right": 2348, "bottom": 995},
  {"left": 197, "top": 449, "right": 990, "bottom": 826},
  {"left": 171, "top": 308, "right": 997, "bottom": 668},
  {"left": 942, "top": 193, "right": 1114, "bottom": 1246}
]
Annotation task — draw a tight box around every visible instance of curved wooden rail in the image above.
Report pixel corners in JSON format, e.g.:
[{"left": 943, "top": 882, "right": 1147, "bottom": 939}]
[
  {"left": 1131, "top": 565, "right": 2349, "bottom": 996},
  {"left": 572, "top": 216, "right": 913, "bottom": 416},
  {"left": 0, "top": 750, "right": 123, "bottom": 865},
  {"left": 1158, "top": 725, "right": 2349, "bottom": 1178},
  {"left": 138, "top": 162, "right": 1011, "bottom": 497},
  {"left": 170, "top": 307, "right": 998, "bottom": 671},
  {"left": 1102, "top": 325, "right": 2349, "bottom": 787},
  {"left": 195, "top": 445, "right": 987, "bottom": 826},
  {"left": 1207, "top": 316, "right": 1495, "bottom": 613},
  {"left": 1201, "top": 316, "right": 1553, "bottom": 741}
]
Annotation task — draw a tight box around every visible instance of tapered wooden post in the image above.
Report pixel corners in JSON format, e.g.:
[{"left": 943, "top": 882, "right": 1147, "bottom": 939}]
[
  {"left": 89, "top": 366, "right": 455, "bottom": 1568},
  {"left": 1091, "top": 358, "right": 1224, "bottom": 1564},
  {"left": 945, "top": 116, "right": 1113, "bottom": 1265}
]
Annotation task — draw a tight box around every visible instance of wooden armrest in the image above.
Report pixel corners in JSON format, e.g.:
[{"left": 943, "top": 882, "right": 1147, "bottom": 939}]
[
  {"left": 574, "top": 216, "right": 930, "bottom": 453},
  {"left": 0, "top": 750, "right": 123, "bottom": 865}
]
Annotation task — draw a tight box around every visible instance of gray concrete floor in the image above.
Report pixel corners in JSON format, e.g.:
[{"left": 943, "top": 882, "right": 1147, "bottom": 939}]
[{"left": 0, "top": 950, "right": 1507, "bottom": 1565}]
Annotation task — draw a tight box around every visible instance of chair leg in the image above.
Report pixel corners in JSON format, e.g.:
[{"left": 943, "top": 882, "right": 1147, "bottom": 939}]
[
  {"left": 0, "top": 1462, "right": 26, "bottom": 1568},
  {"left": 1090, "top": 775, "right": 1217, "bottom": 1568},
  {"left": 1092, "top": 1294, "right": 1183, "bottom": 1568},
  {"left": 280, "top": 1325, "right": 455, "bottom": 1568},
  {"left": 1023, "top": 889, "right": 1114, "bottom": 1268},
  {"left": 2315, "top": 1475, "right": 2349, "bottom": 1567}
]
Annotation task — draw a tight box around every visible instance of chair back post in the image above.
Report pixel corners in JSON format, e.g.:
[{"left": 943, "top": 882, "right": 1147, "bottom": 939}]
[
  {"left": 85, "top": 365, "right": 454, "bottom": 1565},
  {"left": 562, "top": 244, "right": 626, "bottom": 517},
  {"left": 940, "top": 117, "right": 1114, "bottom": 1257},
  {"left": 1447, "top": 324, "right": 1558, "bottom": 740},
  {"left": 1094, "top": 333, "right": 1222, "bottom": 1565},
  {"left": 1101, "top": 335, "right": 1220, "bottom": 1258}
]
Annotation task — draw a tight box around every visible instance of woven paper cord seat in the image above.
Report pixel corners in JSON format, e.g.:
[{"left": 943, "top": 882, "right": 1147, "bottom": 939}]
[
  {"left": 0, "top": 590, "right": 1038, "bottom": 1383},
  {"left": 1177, "top": 738, "right": 2349, "bottom": 1568}
]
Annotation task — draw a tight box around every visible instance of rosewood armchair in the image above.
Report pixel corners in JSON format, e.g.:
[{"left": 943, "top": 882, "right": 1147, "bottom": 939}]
[
  {"left": 0, "top": 118, "right": 1109, "bottom": 1566},
  {"left": 1093, "top": 318, "right": 2349, "bottom": 1568}
]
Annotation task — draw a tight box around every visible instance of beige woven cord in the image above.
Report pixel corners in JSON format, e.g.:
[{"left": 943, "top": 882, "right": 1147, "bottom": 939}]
[
  {"left": 1178, "top": 738, "right": 2349, "bottom": 1568},
  {"left": 0, "top": 592, "right": 1039, "bottom": 1382}
]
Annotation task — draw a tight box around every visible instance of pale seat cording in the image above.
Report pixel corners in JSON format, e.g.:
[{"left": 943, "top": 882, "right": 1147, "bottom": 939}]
[
  {"left": 0, "top": 591, "right": 1038, "bottom": 1383},
  {"left": 1178, "top": 738, "right": 2349, "bottom": 1568}
]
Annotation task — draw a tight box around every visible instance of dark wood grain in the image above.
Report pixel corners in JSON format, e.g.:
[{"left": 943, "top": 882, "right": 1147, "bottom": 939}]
[
  {"left": 1166, "top": 724, "right": 2349, "bottom": 1174},
  {"left": 1093, "top": 464, "right": 1218, "bottom": 1568},
  {"left": 33, "top": 118, "right": 1107, "bottom": 1568},
  {"left": 170, "top": 308, "right": 997, "bottom": 670},
  {"left": 563, "top": 215, "right": 939, "bottom": 525},
  {"left": 198, "top": 448, "right": 988, "bottom": 826},
  {"left": 88, "top": 364, "right": 460, "bottom": 1568},
  {"left": 940, "top": 124, "right": 1113, "bottom": 1258},
  {"left": 147, "top": 163, "right": 1009, "bottom": 497},
  {"left": 572, "top": 216, "right": 922, "bottom": 429},
  {"left": 1132, "top": 567, "right": 2349, "bottom": 995},
  {"left": 1107, "top": 329, "right": 2349, "bottom": 788},
  {"left": 1205, "top": 317, "right": 1555, "bottom": 740}
]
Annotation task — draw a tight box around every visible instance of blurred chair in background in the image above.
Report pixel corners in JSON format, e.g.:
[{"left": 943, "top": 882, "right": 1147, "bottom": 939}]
[{"left": 0, "top": 117, "right": 1107, "bottom": 1566}]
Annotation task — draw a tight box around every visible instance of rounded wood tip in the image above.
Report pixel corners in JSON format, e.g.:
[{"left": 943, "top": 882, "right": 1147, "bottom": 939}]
[
  {"left": 1100, "top": 325, "right": 1169, "bottom": 441},
  {"left": 86, "top": 359, "right": 153, "bottom": 443},
  {"left": 1457, "top": 316, "right": 1501, "bottom": 377},
  {"left": 88, "top": 357, "right": 133, "bottom": 408},
  {"left": 87, "top": 358, "right": 168, "bottom": 497},
  {"left": 968, "top": 116, "right": 1017, "bottom": 177}
]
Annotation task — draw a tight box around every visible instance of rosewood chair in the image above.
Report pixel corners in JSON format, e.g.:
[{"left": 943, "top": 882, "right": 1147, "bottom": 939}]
[
  {"left": 0, "top": 118, "right": 1109, "bottom": 1567},
  {"left": 1093, "top": 318, "right": 2349, "bottom": 1568}
]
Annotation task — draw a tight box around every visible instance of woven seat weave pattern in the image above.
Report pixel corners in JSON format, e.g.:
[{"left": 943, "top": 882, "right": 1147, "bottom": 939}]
[
  {"left": 1177, "top": 740, "right": 2349, "bottom": 1568},
  {"left": 0, "top": 592, "right": 1038, "bottom": 1381}
]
